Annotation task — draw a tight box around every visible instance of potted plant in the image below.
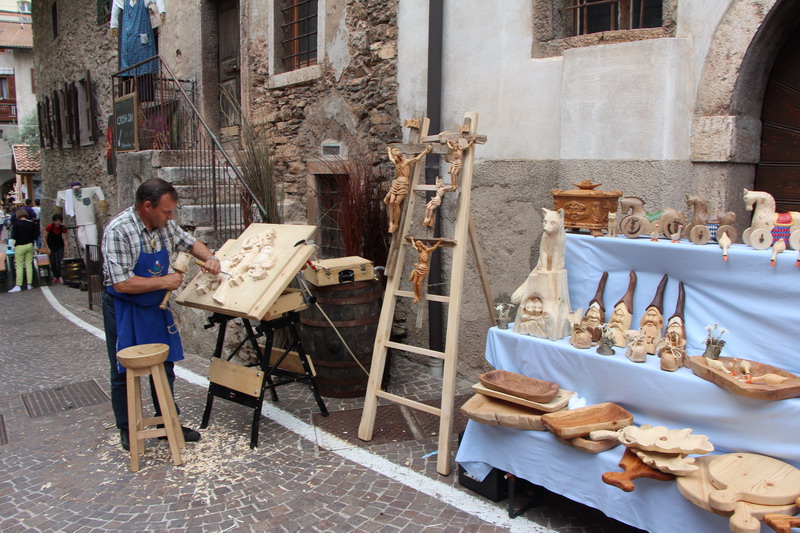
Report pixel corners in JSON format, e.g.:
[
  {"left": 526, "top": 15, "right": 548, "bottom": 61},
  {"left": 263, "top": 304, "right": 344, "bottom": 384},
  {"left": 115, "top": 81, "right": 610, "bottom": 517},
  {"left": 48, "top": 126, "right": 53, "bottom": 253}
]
[{"left": 703, "top": 323, "right": 727, "bottom": 360}]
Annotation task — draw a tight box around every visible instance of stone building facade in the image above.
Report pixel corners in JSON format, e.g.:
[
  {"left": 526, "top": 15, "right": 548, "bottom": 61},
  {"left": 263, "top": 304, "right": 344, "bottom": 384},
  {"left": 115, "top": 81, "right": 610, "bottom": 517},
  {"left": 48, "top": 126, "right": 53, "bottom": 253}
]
[{"left": 31, "top": 0, "right": 800, "bottom": 379}]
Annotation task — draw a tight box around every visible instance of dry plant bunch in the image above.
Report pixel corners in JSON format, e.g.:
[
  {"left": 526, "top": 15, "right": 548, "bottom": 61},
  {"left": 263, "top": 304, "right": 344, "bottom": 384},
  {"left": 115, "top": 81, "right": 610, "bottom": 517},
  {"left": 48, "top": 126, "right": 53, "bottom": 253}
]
[
  {"left": 705, "top": 323, "right": 727, "bottom": 346},
  {"left": 316, "top": 148, "right": 390, "bottom": 266},
  {"left": 220, "top": 85, "right": 280, "bottom": 226}
]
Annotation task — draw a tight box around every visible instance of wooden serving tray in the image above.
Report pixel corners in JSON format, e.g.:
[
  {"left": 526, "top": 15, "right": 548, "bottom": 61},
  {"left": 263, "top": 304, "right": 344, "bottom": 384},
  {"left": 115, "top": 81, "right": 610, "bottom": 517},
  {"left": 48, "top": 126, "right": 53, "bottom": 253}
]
[
  {"left": 541, "top": 402, "right": 633, "bottom": 440},
  {"left": 685, "top": 356, "right": 800, "bottom": 401},
  {"left": 460, "top": 394, "right": 547, "bottom": 431},
  {"left": 602, "top": 448, "right": 675, "bottom": 492},
  {"left": 472, "top": 383, "right": 572, "bottom": 413},
  {"left": 478, "top": 369, "right": 560, "bottom": 403}
]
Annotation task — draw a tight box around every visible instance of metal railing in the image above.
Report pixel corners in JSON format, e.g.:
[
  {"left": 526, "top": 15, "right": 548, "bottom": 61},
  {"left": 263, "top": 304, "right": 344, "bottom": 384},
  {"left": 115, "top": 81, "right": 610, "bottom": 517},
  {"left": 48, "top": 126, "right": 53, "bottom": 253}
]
[{"left": 111, "top": 56, "right": 267, "bottom": 244}]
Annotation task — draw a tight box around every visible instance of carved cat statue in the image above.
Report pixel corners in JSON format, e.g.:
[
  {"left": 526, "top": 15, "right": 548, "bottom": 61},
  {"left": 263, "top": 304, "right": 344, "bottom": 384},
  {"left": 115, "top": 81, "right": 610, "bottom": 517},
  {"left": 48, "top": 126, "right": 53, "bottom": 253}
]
[{"left": 535, "top": 208, "right": 566, "bottom": 272}]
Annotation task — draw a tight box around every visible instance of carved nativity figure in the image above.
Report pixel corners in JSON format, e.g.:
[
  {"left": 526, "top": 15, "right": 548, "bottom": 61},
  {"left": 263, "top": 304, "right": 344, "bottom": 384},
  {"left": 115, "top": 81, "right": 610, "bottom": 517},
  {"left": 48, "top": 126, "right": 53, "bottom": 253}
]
[
  {"left": 385, "top": 145, "right": 432, "bottom": 233},
  {"left": 195, "top": 228, "right": 279, "bottom": 306},
  {"left": 408, "top": 237, "right": 443, "bottom": 304},
  {"left": 518, "top": 296, "right": 553, "bottom": 339},
  {"left": 422, "top": 177, "right": 452, "bottom": 227}
]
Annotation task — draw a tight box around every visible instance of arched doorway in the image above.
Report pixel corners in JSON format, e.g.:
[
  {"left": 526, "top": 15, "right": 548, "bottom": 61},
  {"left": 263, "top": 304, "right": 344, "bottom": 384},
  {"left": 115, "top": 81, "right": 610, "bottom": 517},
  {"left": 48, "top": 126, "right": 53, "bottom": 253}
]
[{"left": 754, "top": 21, "right": 800, "bottom": 212}]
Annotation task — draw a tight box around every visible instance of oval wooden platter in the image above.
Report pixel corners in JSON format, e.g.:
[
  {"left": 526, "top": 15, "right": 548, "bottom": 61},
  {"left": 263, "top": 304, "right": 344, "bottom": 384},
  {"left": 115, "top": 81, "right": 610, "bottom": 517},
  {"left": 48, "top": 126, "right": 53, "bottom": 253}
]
[
  {"left": 685, "top": 356, "right": 800, "bottom": 400},
  {"left": 478, "top": 369, "right": 560, "bottom": 403},
  {"left": 541, "top": 402, "right": 633, "bottom": 440},
  {"left": 460, "top": 393, "right": 548, "bottom": 431},
  {"left": 471, "top": 383, "right": 572, "bottom": 413}
]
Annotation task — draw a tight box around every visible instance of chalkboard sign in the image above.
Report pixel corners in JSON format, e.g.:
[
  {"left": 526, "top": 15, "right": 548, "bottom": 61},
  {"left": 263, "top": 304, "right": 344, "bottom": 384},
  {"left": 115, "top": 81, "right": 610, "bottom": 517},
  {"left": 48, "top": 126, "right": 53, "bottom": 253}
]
[{"left": 113, "top": 92, "right": 138, "bottom": 153}]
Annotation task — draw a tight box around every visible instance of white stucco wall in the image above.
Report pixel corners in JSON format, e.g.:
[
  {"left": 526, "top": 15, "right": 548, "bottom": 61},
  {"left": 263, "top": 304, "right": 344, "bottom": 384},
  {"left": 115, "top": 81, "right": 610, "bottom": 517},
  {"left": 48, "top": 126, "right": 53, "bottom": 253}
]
[
  {"left": 560, "top": 38, "right": 693, "bottom": 160},
  {"left": 397, "top": 0, "right": 733, "bottom": 162}
]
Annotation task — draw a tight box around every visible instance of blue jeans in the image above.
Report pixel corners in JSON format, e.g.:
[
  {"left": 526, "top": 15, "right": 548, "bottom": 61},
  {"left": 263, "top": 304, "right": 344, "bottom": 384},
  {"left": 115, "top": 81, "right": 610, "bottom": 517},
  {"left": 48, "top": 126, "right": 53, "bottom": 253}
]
[{"left": 102, "top": 289, "right": 178, "bottom": 431}]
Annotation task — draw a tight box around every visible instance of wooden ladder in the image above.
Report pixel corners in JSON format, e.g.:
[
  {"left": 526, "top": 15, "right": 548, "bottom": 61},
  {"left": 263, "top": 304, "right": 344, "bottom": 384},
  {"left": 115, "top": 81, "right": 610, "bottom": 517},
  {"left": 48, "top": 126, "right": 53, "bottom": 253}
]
[{"left": 358, "top": 111, "right": 492, "bottom": 475}]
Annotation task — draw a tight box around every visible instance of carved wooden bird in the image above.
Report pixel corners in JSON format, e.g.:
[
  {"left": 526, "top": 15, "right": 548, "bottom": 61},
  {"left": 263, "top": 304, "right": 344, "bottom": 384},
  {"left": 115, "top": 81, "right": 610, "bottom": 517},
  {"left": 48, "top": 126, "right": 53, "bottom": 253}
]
[
  {"left": 706, "top": 358, "right": 730, "bottom": 375},
  {"left": 651, "top": 223, "right": 660, "bottom": 242},
  {"left": 719, "top": 231, "right": 732, "bottom": 262},
  {"left": 670, "top": 225, "right": 684, "bottom": 243},
  {"left": 771, "top": 239, "right": 786, "bottom": 267},
  {"left": 738, "top": 359, "right": 752, "bottom": 382}
]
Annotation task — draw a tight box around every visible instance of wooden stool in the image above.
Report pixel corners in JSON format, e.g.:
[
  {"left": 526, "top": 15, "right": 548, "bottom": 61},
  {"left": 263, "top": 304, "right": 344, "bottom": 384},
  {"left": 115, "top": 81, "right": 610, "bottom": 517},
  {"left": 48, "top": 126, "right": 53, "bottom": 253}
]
[{"left": 116, "top": 343, "right": 185, "bottom": 472}]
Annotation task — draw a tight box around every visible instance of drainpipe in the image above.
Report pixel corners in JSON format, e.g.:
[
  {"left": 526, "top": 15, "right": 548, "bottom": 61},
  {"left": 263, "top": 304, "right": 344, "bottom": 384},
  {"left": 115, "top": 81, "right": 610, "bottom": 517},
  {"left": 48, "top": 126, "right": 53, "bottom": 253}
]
[{"left": 426, "top": 0, "right": 444, "bottom": 378}]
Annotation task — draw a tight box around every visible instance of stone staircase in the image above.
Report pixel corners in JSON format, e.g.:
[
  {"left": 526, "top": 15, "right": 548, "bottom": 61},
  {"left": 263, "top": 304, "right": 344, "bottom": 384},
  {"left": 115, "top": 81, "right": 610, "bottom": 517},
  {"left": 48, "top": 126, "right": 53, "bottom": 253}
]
[{"left": 114, "top": 150, "right": 244, "bottom": 249}]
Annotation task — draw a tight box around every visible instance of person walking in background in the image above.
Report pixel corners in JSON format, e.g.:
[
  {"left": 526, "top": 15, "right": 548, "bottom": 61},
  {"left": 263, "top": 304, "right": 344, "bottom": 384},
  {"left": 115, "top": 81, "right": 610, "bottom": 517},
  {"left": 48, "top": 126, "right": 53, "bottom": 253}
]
[
  {"left": 44, "top": 213, "right": 68, "bottom": 283},
  {"left": 8, "top": 208, "right": 38, "bottom": 292},
  {"left": 0, "top": 203, "right": 5, "bottom": 241}
]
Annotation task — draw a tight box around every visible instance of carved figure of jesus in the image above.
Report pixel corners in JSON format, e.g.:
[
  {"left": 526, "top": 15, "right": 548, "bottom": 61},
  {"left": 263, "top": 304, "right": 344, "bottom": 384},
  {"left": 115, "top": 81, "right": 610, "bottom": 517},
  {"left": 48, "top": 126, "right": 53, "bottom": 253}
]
[
  {"left": 385, "top": 145, "right": 432, "bottom": 233},
  {"left": 407, "top": 237, "right": 442, "bottom": 304},
  {"left": 422, "top": 177, "right": 452, "bottom": 227},
  {"left": 445, "top": 137, "right": 474, "bottom": 189}
]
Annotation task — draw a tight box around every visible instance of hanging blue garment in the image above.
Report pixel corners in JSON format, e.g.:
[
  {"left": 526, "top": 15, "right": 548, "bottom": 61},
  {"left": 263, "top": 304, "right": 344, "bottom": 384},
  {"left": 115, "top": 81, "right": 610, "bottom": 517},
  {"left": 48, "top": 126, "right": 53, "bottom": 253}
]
[
  {"left": 107, "top": 233, "right": 184, "bottom": 372},
  {"left": 120, "top": 0, "right": 157, "bottom": 75}
]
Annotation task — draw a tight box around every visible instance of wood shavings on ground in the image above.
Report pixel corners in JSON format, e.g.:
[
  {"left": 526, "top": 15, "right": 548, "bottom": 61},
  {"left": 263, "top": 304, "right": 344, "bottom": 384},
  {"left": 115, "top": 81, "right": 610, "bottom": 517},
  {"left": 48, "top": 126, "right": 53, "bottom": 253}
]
[{"left": 101, "top": 425, "right": 273, "bottom": 504}]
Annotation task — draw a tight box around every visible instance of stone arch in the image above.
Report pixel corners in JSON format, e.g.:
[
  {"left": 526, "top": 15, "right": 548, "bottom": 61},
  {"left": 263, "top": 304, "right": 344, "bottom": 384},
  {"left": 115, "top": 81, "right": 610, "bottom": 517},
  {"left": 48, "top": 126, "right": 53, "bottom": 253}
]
[
  {"left": 692, "top": 0, "right": 800, "bottom": 163},
  {"left": 690, "top": 0, "right": 800, "bottom": 217}
]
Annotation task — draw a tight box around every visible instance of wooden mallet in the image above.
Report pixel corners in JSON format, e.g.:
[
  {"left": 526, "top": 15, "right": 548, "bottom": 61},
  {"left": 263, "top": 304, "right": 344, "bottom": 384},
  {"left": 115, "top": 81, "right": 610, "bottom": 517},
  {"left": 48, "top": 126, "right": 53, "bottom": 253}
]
[{"left": 159, "top": 251, "right": 192, "bottom": 310}]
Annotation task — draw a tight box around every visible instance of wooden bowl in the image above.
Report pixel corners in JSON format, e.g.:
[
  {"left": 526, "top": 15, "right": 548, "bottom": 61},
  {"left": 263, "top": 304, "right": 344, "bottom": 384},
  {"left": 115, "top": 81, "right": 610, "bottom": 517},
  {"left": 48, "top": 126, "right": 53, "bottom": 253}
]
[
  {"left": 478, "top": 369, "right": 560, "bottom": 403},
  {"left": 541, "top": 402, "right": 633, "bottom": 439},
  {"left": 685, "top": 356, "right": 800, "bottom": 400},
  {"left": 117, "top": 343, "right": 169, "bottom": 369}
]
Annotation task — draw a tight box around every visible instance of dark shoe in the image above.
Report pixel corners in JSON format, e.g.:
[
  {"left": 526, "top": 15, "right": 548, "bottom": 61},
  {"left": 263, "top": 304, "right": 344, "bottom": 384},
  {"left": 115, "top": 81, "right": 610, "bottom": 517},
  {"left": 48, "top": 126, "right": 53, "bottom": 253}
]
[
  {"left": 159, "top": 425, "right": 201, "bottom": 442},
  {"left": 120, "top": 430, "right": 130, "bottom": 451}
]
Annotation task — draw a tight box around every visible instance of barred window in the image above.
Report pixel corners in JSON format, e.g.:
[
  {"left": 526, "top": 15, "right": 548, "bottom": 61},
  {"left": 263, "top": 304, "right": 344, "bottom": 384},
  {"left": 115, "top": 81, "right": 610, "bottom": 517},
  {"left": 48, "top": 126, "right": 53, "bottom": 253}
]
[
  {"left": 279, "top": 0, "right": 317, "bottom": 73},
  {"left": 560, "top": 0, "right": 662, "bottom": 36}
]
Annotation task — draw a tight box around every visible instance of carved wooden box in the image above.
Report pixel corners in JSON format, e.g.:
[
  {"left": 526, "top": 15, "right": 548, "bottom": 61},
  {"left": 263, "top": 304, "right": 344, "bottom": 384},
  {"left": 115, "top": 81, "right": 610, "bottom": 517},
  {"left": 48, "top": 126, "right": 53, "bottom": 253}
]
[{"left": 552, "top": 180, "right": 622, "bottom": 236}]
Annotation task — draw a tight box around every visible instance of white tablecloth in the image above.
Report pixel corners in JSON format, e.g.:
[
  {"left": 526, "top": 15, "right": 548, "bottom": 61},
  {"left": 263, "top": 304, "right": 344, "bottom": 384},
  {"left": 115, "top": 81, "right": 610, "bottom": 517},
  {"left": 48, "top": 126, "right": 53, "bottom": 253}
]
[{"left": 456, "top": 233, "right": 800, "bottom": 533}]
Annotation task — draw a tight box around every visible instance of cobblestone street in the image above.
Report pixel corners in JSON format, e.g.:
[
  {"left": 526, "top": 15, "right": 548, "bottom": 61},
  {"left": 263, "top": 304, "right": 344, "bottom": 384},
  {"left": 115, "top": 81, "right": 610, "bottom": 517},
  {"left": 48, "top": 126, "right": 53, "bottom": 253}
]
[{"left": 0, "top": 280, "right": 641, "bottom": 532}]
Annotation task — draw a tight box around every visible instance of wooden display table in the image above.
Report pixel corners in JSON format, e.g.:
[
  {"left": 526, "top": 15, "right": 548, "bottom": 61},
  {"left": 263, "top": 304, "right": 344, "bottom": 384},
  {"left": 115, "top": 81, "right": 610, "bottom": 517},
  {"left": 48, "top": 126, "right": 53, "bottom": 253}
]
[{"left": 456, "top": 234, "right": 800, "bottom": 533}]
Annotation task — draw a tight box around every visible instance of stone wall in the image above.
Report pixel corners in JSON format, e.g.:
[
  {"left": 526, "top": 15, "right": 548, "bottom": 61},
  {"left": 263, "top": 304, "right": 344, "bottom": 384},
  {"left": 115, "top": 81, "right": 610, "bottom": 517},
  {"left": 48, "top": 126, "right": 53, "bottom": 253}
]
[
  {"left": 247, "top": 0, "right": 402, "bottom": 224},
  {"left": 31, "top": 1, "right": 117, "bottom": 224}
]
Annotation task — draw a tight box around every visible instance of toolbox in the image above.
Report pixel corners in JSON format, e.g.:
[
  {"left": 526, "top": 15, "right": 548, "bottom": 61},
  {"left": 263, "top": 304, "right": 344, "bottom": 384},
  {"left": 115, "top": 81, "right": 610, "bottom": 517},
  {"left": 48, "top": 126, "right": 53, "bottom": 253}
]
[{"left": 303, "top": 256, "right": 374, "bottom": 287}]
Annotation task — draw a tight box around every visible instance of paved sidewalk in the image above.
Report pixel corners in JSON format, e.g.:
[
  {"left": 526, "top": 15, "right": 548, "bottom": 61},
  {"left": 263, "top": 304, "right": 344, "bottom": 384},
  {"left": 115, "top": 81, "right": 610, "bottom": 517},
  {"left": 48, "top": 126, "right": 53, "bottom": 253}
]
[{"left": 0, "top": 282, "right": 642, "bottom": 532}]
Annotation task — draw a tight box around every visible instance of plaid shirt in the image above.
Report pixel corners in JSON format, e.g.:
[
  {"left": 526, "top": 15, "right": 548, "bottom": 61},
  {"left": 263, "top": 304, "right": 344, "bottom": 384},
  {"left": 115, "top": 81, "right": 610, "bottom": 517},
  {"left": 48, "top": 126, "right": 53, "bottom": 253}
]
[{"left": 102, "top": 206, "right": 196, "bottom": 287}]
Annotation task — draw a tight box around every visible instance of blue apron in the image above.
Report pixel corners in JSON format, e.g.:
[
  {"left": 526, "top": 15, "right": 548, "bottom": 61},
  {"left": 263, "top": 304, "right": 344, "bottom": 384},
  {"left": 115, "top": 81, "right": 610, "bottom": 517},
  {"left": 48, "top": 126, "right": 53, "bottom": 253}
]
[
  {"left": 120, "top": 0, "right": 157, "bottom": 74},
  {"left": 107, "top": 233, "right": 183, "bottom": 372}
]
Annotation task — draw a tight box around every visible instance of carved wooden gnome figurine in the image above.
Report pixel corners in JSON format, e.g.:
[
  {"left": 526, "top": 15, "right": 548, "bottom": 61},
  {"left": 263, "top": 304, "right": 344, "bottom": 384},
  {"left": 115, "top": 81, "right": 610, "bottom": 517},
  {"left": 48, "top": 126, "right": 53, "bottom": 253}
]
[
  {"left": 579, "top": 271, "right": 608, "bottom": 342},
  {"left": 640, "top": 274, "right": 668, "bottom": 354},
  {"left": 658, "top": 282, "right": 687, "bottom": 372},
  {"left": 608, "top": 271, "right": 637, "bottom": 347}
]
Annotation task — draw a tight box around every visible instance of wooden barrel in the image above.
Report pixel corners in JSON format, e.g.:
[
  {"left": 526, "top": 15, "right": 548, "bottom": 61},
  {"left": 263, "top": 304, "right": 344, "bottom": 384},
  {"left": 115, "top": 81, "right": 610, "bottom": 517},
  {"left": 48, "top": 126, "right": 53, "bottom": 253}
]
[
  {"left": 62, "top": 258, "right": 85, "bottom": 287},
  {"left": 299, "top": 279, "right": 382, "bottom": 398}
]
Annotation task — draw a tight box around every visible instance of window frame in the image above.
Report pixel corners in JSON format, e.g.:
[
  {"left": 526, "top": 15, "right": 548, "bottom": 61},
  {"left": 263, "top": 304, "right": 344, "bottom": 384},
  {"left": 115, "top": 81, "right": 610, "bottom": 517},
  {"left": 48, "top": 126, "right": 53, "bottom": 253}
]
[
  {"left": 532, "top": 0, "right": 677, "bottom": 58},
  {"left": 267, "top": 0, "right": 327, "bottom": 88}
]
